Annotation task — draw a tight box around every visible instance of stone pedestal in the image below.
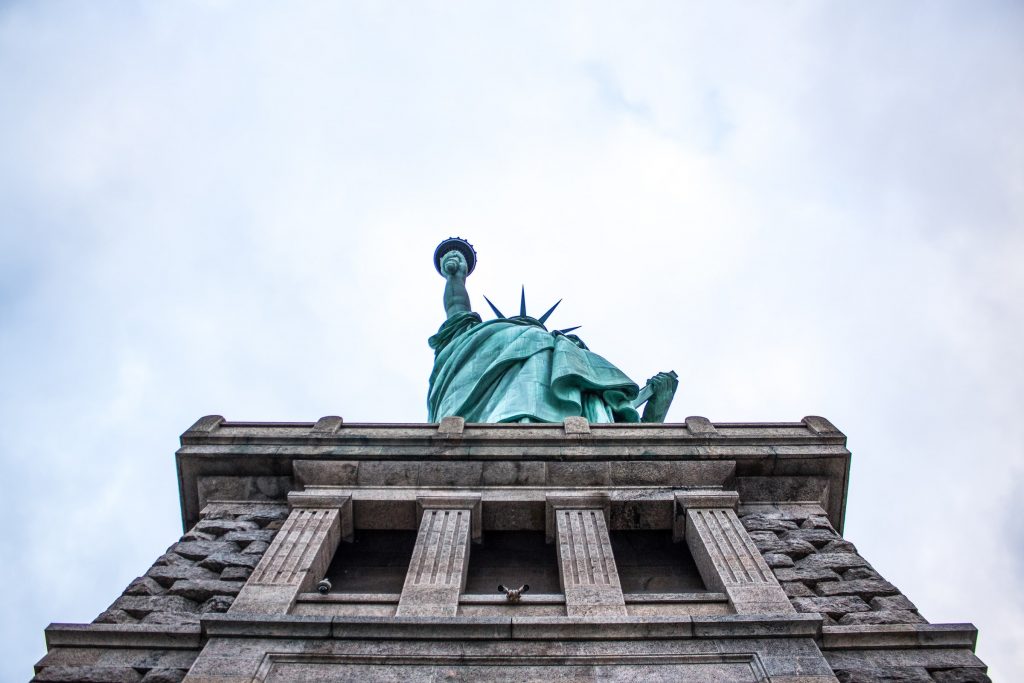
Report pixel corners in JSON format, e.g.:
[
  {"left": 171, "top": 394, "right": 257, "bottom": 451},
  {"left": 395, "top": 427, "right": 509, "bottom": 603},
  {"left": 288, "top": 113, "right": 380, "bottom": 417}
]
[{"left": 32, "top": 417, "right": 989, "bottom": 683}]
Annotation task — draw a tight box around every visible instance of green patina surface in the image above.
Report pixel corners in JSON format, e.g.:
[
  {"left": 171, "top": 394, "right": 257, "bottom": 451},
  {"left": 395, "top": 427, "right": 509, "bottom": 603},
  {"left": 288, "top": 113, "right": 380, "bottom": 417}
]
[{"left": 427, "top": 244, "right": 677, "bottom": 424}]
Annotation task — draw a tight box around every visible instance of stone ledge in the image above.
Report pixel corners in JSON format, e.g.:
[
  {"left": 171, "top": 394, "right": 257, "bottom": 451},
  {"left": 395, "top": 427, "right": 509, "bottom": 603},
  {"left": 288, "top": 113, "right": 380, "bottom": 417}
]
[
  {"left": 35, "top": 646, "right": 197, "bottom": 671},
  {"left": 820, "top": 623, "right": 978, "bottom": 650},
  {"left": 511, "top": 616, "right": 693, "bottom": 639},
  {"left": 294, "top": 461, "right": 737, "bottom": 489},
  {"left": 824, "top": 646, "right": 986, "bottom": 670},
  {"left": 184, "top": 444, "right": 851, "bottom": 458},
  {"left": 460, "top": 593, "right": 566, "bottom": 605},
  {"left": 181, "top": 419, "right": 848, "bottom": 445},
  {"left": 294, "top": 591, "right": 730, "bottom": 606},
  {"left": 201, "top": 613, "right": 332, "bottom": 638},
  {"left": 44, "top": 623, "right": 201, "bottom": 649},
  {"left": 287, "top": 489, "right": 352, "bottom": 510},
  {"left": 675, "top": 489, "right": 739, "bottom": 512},
  {"left": 624, "top": 592, "right": 728, "bottom": 603},
  {"left": 201, "top": 614, "right": 512, "bottom": 640},
  {"left": 333, "top": 616, "right": 512, "bottom": 640},
  {"left": 196, "top": 614, "right": 824, "bottom": 641},
  {"left": 297, "top": 592, "right": 402, "bottom": 604},
  {"left": 691, "top": 613, "right": 822, "bottom": 638},
  {"left": 199, "top": 501, "right": 288, "bottom": 518},
  {"left": 180, "top": 444, "right": 848, "bottom": 532}
]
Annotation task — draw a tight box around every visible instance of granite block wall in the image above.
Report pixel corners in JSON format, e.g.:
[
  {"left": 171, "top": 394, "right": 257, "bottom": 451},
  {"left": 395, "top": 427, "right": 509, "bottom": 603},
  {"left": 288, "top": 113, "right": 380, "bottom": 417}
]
[
  {"left": 739, "top": 507, "right": 989, "bottom": 683},
  {"left": 33, "top": 504, "right": 286, "bottom": 683},
  {"left": 34, "top": 500, "right": 988, "bottom": 682}
]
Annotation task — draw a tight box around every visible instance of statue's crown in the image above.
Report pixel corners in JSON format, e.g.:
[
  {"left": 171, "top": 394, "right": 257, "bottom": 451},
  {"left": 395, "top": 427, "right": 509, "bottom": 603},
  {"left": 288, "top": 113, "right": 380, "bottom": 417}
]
[{"left": 484, "top": 287, "right": 580, "bottom": 335}]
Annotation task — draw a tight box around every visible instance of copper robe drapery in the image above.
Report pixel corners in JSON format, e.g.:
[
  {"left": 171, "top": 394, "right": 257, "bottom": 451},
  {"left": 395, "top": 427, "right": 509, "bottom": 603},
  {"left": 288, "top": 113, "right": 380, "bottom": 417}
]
[{"left": 427, "top": 312, "right": 640, "bottom": 424}]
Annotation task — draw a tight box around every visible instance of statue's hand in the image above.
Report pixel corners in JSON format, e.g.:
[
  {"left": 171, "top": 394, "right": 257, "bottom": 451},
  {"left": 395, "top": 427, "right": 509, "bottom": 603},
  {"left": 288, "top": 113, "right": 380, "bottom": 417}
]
[
  {"left": 641, "top": 371, "right": 679, "bottom": 423},
  {"left": 442, "top": 250, "right": 468, "bottom": 279},
  {"left": 647, "top": 372, "right": 679, "bottom": 397}
]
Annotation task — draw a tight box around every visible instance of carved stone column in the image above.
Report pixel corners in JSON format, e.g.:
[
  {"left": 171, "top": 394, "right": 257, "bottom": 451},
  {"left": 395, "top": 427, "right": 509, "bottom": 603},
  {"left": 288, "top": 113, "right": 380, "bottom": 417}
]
[
  {"left": 547, "top": 494, "right": 627, "bottom": 617},
  {"left": 675, "top": 490, "right": 794, "bottom": 615},
  {"left": 396, "top": 496, "right": 481, "bottom": 617},
  {"left": 229, "top": 491, "right": 352, "bottom": 614}
]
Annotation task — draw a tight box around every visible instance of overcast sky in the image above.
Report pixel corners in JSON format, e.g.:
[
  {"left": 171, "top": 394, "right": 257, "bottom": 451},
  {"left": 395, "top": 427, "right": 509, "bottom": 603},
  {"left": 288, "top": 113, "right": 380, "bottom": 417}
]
[{"left": 1, "top": 1, "right": 1022, "bottom": 679}]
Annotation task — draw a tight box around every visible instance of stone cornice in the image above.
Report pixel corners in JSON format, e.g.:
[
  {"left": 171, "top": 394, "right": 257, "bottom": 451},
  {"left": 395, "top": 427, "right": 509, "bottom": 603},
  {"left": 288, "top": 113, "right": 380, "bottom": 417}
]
[{"left": 175, "top": 416, "right": 851, "bottom": 538}]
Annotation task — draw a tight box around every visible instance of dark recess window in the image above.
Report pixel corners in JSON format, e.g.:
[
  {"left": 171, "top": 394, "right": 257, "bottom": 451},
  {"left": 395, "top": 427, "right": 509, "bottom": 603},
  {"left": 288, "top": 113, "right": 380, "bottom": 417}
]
[
  {"left": 464, "top": 531, "right": 561, "bottom": 594},
  {"left": 610, "top": 530, "right": 707, "bottom": 593},
  {"left": 324, "top": 530, "right": 417, "bottom": 593}
]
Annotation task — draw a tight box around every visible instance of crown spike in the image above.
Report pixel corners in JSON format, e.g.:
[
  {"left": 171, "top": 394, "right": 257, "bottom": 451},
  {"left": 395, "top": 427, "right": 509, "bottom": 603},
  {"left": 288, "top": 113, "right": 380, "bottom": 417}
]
[
  {"left": 538, "top": 299, "right": 562, "bottom": 325},
  {"left": 557, "top": 326, "right": 582, "bottom": 334},
  {"left": 484, "top": 296, "right": 506, "bottom": 319},
  {"left": 520, "top": 286, "right": 527, "bottom": 317}
]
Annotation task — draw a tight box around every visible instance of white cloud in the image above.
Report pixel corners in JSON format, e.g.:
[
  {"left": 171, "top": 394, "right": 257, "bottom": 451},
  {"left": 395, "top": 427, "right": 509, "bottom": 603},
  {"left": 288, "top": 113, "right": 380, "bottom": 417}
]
[{"left": 1, "top": 1, "right": 1021, "bottom": 678}]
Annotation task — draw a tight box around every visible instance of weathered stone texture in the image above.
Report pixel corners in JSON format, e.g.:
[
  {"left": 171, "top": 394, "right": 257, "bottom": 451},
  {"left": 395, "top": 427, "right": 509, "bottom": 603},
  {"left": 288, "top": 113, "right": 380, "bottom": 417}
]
[
  {"left": 140, "top": 670, "right": 188, "bottom": 683},
  {"left": 930, "top": 669, "right": 992, "bottom": 682},
  {"left": 196, "top": 551, "right": 262, "bottom": 572},
  {"left": 34, "top": 666, "right": 144, "bottom": 682},
  {"left": 736, "top": 507, "right": 969, "bottom": 682},
  {"left": 146, "top": 565, "right": 219, "bottom": 587},
  {"left": 218, "top": 566, "right": 253, "bottom": 581},
  {"left": 763, "top": 552, "right": 795, "bottom": 568},
  {"left": 817, "top": 579, "right": 899, "bottom": 598},
  {"left": 124, "top": 576, "right": 164, "bottom": 596},
  {"left": 782, "top": 581, "right": 815, "bottom": 598},
  {"left": 32, "top": 504, "right": 285, "bottom": 683},
  {"left": 228, "top": 502, "right": 345, "bottom": 614},
  {"left": 741, "top": 513, "right": 800, "bottom": 533},
  {"left": 834, "top": 666, "right": 932, "bottom": 682},
  {"left": 792, "top": 596, "right": 871, "bottom": 619},
  {"left": 677, "top": 495, "right": 795, "bottom": 616},
  {"left": 91, "top": 609, "right": 136, "bottom": 625},
  {"left": 396, "top": 506, "right": 473, "bottom": 617},
  {"left": 168, "top": 579, "right": 244, "bottom": 602},
  {"left": 837, "top": 610, "right": 927, "bottom": 626},
  {"left": 34, "top": 420, "right": 987, "bottom": 683},
  {"left": 553, "top": 506, "right": 627, "bottom": 617},
  {"left": 831, "top": 664, "right": 991, "bottom": 683},
  {"left": 871, "top": 595, "right": 918, "bottom": 611},
  {"left": 170, "top": 540, "right": 240, "bottom": 561},
  {"left": 739, "top": 508, "right": 927, "bottom": 629}
]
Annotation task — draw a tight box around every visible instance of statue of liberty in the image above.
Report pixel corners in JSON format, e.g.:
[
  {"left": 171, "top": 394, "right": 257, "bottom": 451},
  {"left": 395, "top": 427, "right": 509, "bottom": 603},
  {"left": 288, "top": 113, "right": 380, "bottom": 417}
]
[{"left": 428, "top": 238, "right": 678, "bottom": 424}]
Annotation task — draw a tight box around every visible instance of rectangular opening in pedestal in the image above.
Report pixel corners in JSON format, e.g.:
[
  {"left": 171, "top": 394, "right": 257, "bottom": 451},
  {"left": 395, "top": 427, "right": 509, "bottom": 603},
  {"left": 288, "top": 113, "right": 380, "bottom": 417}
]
[
  {"left": 610, "top": 530, "right": 707, "bottom": 593},
  {"left": 324, "top": 530, "right": 417, "bottom": 593},
  {"left": 464, "top": 531, "right": 561, "bottom": 594}
]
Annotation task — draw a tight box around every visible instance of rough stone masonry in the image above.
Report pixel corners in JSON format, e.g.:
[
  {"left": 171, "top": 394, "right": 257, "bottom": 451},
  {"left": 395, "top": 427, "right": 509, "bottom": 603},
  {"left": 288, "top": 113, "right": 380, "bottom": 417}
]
[
  {"left": 32, "top": 417, "right": 988, "bottom": 682},
  {"left": 34, "top": 502, "right": 285, "bottom": 682}
]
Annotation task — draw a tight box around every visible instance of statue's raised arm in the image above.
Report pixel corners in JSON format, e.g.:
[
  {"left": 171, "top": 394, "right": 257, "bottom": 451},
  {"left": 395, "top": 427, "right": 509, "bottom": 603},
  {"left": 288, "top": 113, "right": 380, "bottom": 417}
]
[
  {"left": 433, "top": 237, "right": 478, "bottom": 319},
  {"left": 441, "top": 250, "right": 472, "bottom": 319}
]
